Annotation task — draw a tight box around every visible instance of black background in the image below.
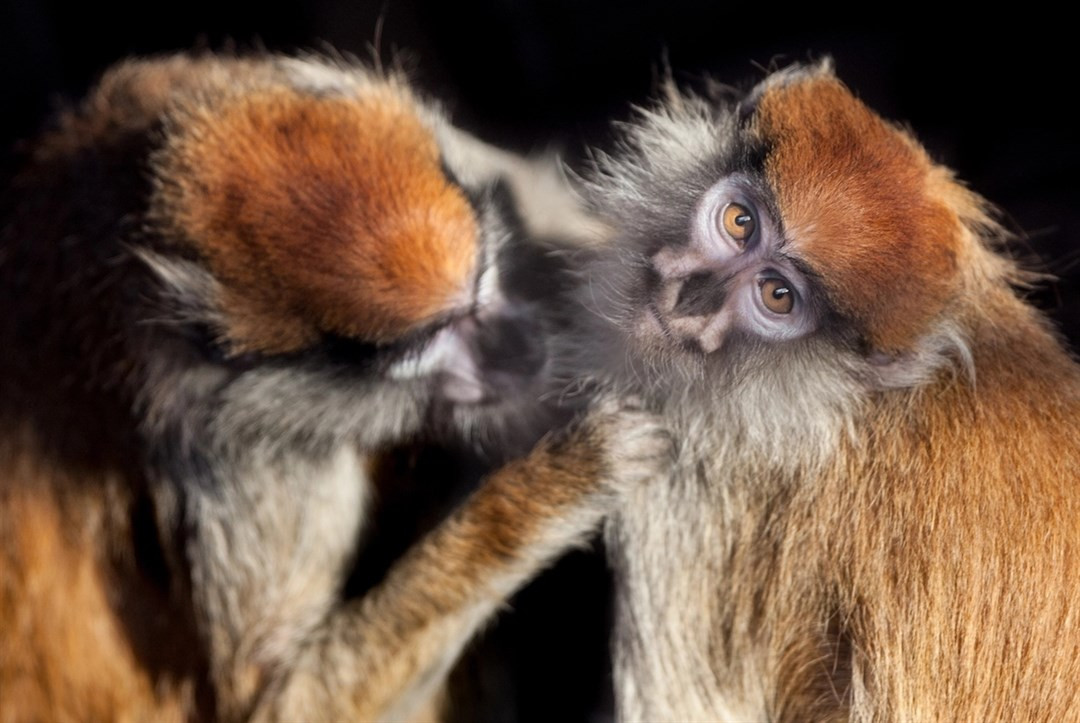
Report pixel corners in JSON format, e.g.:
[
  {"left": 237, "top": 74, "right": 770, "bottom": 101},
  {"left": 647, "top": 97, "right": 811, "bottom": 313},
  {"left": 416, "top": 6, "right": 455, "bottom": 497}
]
[{"left": 2, "top": 3, "right": 1077, "bottom": 719}]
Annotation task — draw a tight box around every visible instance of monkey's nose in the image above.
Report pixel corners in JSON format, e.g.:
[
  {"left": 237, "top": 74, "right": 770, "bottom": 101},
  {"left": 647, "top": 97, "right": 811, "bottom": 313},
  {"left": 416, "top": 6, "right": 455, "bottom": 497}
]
[
  {"left": 671, "top": 272, "right": 728, "bottom": 318},
  {"left": 652, "top": 245, "right": 712, "bottom": 280},
  {"left": 648, "top": 269, "right": 735, "bottom": 355}
]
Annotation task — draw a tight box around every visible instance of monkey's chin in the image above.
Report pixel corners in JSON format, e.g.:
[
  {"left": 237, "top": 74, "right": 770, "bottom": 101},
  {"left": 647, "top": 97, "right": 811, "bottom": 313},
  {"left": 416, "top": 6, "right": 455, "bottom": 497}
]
[
  {"left": 603, "top": 305, "right": 713, "bottom": 398},
  {"left": 430, "top": 363, "right": 567, "bottom": 462},
  {"left": 439, "top": 372, "right": 486, "bottom": 404},
  {"left": 437, "top": 363, "right": 549, "bottom": 408}
]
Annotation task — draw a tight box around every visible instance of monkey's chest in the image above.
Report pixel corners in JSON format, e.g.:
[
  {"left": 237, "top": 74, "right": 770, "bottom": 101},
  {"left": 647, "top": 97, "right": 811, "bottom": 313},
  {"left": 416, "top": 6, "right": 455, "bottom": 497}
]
[{"left": 605, "top": 478, "right": 766, "bottom": 722}]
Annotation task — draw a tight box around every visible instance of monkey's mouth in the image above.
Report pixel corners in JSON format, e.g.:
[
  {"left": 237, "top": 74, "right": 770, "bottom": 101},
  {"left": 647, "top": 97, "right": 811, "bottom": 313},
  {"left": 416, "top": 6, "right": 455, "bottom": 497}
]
[{"left": 635, "top": 294, "right": 732, "bottom": 356}]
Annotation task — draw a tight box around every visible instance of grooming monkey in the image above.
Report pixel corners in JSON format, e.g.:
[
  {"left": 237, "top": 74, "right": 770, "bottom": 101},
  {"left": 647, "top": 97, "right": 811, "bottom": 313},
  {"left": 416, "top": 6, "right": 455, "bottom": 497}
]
[
  {"left": 0, "top": 53, "right": 669, "bottom": 722},
  {"left": 568, "top": 62, "right": 1080, "bottom": 720}
]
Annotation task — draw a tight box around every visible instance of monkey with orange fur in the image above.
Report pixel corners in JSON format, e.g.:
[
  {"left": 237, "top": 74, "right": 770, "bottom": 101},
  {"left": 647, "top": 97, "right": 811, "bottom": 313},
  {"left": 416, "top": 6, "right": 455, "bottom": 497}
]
[
  {"left": 0, "top": 54, "right": 669, "bottom": 722},
  {"left": 574, "top": 61, "right": 1080, "bottom": 720}
]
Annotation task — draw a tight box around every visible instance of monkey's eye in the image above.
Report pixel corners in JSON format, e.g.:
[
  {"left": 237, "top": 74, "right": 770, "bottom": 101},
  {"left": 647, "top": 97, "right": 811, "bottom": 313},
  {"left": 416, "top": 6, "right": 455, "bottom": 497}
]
[
  {"left": 759, "top": 276, "right": 794, "bottom": 314},
  {"left": 719, "top": 203, "right": 756, "bottom": 246}
]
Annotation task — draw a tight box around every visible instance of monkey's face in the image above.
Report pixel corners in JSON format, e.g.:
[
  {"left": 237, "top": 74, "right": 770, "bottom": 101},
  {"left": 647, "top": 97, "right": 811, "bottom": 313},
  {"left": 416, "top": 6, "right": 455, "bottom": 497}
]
[
  {"left": 639, "top": 174, "right": 819, "bottom": 354},
  {"left": 587, "top": 64, "right": 979, "bottom": 404}
]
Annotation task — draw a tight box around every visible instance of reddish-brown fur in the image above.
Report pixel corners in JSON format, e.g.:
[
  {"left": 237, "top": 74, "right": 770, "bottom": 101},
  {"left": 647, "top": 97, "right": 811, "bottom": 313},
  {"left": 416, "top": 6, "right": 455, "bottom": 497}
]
[
  {"left": 745, "top": 292, "right": 1080, "bottom": 720},
  {"left": 756, "top": 77, "right": 960, "bottom": 352},
  {"left": 2, "top": 53, "right": 648, "bottom": 722},
  {"left": 156, "top": 85, "right": 479, "bottom": 354}
]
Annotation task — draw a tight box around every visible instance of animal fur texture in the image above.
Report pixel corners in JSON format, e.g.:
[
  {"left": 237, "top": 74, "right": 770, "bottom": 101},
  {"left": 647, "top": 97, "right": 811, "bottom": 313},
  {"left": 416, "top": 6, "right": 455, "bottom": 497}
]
[
  {"left": 578, "top": 62, "right": 1080, "bottom": 720},
  {"left": 0, "top": 53, "right": 668, "bottom": 722}
]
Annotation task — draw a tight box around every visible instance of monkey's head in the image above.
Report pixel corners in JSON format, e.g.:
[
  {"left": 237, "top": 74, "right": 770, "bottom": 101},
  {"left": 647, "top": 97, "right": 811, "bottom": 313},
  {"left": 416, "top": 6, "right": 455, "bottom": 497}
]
[
  {"left": 584, "top": 63, "right": 1004, "bottom": 454},
  {"left": 135, "top": 61, "right": 565, "bottom": 450}
]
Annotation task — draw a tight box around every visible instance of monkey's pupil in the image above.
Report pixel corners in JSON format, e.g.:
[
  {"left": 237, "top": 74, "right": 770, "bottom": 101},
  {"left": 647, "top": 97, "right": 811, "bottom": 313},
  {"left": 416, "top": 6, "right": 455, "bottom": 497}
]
[
  {"left": 721, "top": 203, "right": 755, "bottom": 242},
  {"left": 761, "top": 277, "right": 794, "bottom": 314}
]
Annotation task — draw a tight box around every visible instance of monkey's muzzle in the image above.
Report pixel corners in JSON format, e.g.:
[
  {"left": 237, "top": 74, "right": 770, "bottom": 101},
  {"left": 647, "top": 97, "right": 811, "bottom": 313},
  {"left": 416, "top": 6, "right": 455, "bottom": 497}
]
[{"left": 435, "top": 309, "right": 547, "bottom": 405}]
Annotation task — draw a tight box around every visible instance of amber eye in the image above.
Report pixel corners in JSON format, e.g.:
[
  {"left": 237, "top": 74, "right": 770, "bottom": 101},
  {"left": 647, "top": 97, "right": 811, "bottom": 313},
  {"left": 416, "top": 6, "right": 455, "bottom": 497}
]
[
  {"left": 760, "top": 277, "right": 794, "bottom": 314},
  {"left": 720, "top": 202, "right": 756, "bottom": 245}
]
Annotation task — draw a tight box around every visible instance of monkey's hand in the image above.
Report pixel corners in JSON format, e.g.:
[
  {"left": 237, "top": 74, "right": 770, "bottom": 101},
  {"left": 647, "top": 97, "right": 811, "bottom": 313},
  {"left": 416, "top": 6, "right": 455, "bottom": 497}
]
[{"left": 575, "top": 394, "right": 676, "bottom": 496}]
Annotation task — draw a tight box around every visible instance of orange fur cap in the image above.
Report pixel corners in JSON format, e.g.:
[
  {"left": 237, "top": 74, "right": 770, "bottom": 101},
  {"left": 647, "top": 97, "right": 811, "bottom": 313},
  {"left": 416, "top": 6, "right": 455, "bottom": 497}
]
[
  {"left": 755, "top": 74, "right": 962, "bottom": 352},
  {"left": 155, "top": 83, "right": 479, "bottom": 354}
]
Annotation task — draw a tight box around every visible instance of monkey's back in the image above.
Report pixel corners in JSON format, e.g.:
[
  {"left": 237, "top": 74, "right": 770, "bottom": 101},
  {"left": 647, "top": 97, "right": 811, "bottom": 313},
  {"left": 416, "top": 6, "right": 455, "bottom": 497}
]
[
  {"left": 0, "top": 58, "right": 217, "bottom": 722},
  {"left": 826, "top": 297, "right": 1080, "bottom": 720},
  {"left": 0, "top": 447, "right": 200, "bottom": 722}
]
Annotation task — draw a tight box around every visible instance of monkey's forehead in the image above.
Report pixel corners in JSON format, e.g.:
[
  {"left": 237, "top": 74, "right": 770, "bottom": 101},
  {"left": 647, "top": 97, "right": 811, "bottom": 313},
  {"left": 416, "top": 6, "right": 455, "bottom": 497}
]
[{"left": 748, "top": 70, "right": 968, "bottom": 352}]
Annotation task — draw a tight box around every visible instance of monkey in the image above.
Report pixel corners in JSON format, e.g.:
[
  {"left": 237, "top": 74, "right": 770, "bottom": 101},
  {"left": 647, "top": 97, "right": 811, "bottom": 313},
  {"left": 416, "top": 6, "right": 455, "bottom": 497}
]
[
  {"left": 562, "top": 61, "right": 1080, "bottom": 720},
  {"left": 0, "top": 53, "right": 671, "bottom": 722}
]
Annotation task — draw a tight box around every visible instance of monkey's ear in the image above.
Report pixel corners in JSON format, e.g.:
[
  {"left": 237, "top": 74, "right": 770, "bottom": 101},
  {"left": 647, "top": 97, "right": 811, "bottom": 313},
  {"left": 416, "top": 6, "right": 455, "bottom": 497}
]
[
  {"left": 737, "top": 58, "right": 835, "bottom": 122},
  {"left": 864, "top": 323, "right": 975, "bottom": 390},
  {"left": 151, "top": 85, "right": 479, "bottom": 355}
]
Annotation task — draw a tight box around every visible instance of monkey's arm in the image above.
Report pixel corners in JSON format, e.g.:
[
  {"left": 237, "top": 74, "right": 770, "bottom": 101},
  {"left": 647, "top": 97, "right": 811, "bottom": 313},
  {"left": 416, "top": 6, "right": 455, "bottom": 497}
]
[{"left": 176, "top": 402, "right": 669, "bottom": 722}]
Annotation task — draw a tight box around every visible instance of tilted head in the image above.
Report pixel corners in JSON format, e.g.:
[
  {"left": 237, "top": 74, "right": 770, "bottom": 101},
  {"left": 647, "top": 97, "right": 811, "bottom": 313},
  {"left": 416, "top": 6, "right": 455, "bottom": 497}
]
[{"left": 583, "top": 64, "right": 1008, "bottom": 423}]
